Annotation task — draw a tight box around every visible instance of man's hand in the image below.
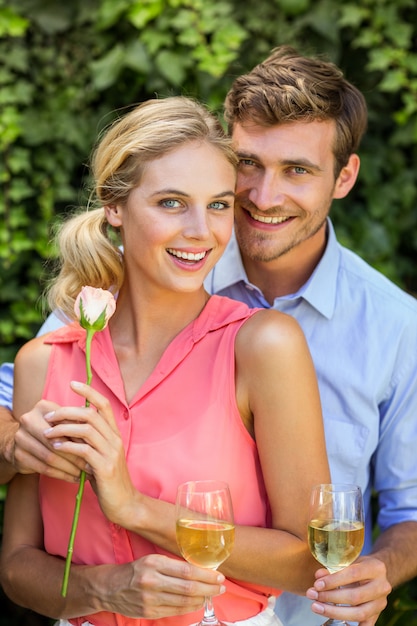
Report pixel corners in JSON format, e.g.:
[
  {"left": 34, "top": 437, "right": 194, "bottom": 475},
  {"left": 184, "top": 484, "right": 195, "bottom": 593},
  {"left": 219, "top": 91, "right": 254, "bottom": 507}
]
[{"left": 306, "top": 556, "right": 391, "bottom": 626}]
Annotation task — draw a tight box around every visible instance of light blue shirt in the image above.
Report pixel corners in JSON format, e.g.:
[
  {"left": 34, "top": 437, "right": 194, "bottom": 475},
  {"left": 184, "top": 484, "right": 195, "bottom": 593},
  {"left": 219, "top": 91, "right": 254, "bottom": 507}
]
[
  {"left": 0, "top": 362, "right": 13, "bottom": 411},
  {"left": 205, "top": 219, "right": 417, "bottom": 626}
]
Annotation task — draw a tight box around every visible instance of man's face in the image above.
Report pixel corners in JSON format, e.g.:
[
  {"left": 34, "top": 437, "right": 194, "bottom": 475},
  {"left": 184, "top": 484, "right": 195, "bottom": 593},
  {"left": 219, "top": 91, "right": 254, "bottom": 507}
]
[{"left": 232, "top": 120, "right": 342, "bottom": 265}]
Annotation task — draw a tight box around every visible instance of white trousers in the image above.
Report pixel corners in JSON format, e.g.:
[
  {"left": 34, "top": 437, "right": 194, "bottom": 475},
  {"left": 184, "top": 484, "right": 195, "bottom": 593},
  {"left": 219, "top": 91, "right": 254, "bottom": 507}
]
[{"left": 57, "top": 598, "right": 283, "bottom": 626}]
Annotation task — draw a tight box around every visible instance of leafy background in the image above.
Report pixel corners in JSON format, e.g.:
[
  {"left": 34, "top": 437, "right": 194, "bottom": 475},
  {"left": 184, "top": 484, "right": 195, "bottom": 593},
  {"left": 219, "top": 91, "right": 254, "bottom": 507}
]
[{"left": 1, "top": 0, "right": 417, "bottom": 624}]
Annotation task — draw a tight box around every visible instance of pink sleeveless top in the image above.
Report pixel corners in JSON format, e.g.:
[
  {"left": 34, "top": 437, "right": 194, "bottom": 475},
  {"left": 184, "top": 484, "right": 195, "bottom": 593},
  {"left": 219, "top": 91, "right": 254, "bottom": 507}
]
[{"left": 40, "top": 295, "right": 280, "bottom": 625}]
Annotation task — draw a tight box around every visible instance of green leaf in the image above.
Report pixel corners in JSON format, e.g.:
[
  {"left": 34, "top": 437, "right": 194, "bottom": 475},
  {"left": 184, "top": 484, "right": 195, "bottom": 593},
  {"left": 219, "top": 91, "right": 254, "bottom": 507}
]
[
  {"left": 140, "top": 24, "right": 174, "bottom": 54},
  {"left": 96, "top": 0, "right": 131, "bottom": 29},
  {"left": 379, "top": 69, "right": 408, "bottom": 92},
  {"left": 91, "top": 45, "right": 126, "bottom": 90},
  {"left": 0, "top": 106, "right": 22, "bottom": 147},
  {"left": 275, "top": 0, "right": 311, "bottom": 16},
  {"left": 155, "top": 49, "right": 188, "bottom": 85},
  {"left": 0, "top": 7, "right": 29, "bottom": 36},
  {"left": 124, "top": 40, "right": 152, "bottom": 73},
  {"left": 128, "top": 0, "right": 164, "bottom": 29},
  {"left": 338, "top": 4, "right": 370, "bottom": 28},
  {"left": 385, "top": 20, "right": 412, "bottom": 48}
]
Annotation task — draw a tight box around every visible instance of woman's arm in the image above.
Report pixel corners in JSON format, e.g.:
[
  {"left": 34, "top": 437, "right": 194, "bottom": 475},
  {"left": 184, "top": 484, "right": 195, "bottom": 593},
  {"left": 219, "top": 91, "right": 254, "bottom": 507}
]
[
  {"left": 228, "top": 309, "right": 330, "bottom": 591},
  {"left": 0, "top": 474, "right": 224, "bottom": 620}
]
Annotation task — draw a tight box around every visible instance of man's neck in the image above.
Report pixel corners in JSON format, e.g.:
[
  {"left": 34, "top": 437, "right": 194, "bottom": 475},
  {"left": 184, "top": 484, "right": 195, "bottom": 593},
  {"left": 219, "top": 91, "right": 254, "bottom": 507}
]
[{"left": 242, "top": 229, "right": 328, "bottom": 305}]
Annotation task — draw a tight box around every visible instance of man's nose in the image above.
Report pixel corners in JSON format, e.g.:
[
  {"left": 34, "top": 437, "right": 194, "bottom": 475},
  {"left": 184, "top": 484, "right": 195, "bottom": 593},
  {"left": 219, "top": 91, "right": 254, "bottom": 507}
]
[{"left": 247, "top": 171, "right": 285, "bottom": 211}]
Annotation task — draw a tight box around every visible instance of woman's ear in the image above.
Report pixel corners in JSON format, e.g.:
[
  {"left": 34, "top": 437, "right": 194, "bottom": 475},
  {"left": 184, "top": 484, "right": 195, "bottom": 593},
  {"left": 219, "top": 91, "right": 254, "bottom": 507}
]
[
  {"left": 104, "top": 204, "right": 123, "bottom": 227},
  {"left": 333, "top": 153, "right": 360, "bottom": 200}
]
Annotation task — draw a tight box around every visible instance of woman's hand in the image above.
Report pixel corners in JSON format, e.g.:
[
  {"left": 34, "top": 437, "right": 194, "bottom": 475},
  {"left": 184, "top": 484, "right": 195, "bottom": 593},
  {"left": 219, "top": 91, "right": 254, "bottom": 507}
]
[
  {"left": 101, "top": 554, "right": 226, "bottom": 619},
  {"left": 14, "top": 399, "right": 85, "bottom": 481},
  {"left": 43, "top": 381, "right": 136, "bottom": 525}
]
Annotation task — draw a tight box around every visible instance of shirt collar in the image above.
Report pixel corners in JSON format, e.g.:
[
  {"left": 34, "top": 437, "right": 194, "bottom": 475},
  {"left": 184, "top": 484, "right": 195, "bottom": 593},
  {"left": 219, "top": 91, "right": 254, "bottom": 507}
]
[
  {"left": 207, "top": 218, "right": 340, "bottom": 319},
  {"left": 299, "top": 219, "right": 339, "bottom": 318}
]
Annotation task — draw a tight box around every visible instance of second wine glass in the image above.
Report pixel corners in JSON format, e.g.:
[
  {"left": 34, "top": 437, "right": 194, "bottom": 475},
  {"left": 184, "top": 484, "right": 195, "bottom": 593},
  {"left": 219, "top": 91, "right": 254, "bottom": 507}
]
[
  {"left": 308, "top": 483, "right": 365, "bottom": 626},
  {"left": 175, "top": 480, "right": 235, "bottom": 626}
]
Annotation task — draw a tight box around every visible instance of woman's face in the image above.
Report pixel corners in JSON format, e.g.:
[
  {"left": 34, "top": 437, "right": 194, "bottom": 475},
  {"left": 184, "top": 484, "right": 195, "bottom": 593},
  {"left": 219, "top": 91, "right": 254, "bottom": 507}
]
[{"left": 106, "top": 140, "right": 236, "bottom": 295}]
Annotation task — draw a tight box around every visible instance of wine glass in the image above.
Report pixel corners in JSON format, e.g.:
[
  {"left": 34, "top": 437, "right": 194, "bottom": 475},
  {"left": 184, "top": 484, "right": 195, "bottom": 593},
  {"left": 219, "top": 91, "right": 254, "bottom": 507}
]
[
  {"left": 308, "top": 483, "right": 365, "bottom": 626},
  {"left": 175, "top": 480, "right": 235, "bottom": 626}
]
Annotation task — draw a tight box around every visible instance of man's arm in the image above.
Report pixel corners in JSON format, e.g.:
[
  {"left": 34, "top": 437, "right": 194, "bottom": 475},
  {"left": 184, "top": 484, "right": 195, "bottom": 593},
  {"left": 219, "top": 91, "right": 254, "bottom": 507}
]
[
  {"left": 0, "top": 405, "right": 19, "bottom": 484},
  {"left": 369, "top": 320, "right": 417, "bottom": 588},
  {"left": 372, "top": 521, "right": 417, "bottom": 587},
  {"left": 0, "top": 362, "right": 19, "bottom": 483},
  {"left": 306, "top": 318, "right": 417, "bottom": 625}
]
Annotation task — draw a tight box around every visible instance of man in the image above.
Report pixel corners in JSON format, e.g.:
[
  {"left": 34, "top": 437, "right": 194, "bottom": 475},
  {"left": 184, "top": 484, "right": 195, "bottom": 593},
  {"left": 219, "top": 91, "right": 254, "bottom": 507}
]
[
  {"left": 207, "top": 46, "right": 417, "bottom": 626},
  {"left": 1, "top": 46, "right": 415, "bottom": 625}
]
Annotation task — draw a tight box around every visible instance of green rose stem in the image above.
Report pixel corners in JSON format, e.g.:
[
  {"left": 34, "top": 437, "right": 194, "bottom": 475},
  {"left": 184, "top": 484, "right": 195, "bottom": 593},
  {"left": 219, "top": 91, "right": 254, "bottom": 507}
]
[
  {"left": 59, "top": 288, "right": 116, "bottom": 597},
  {"left": 61, "top": 326, "right": 95, "bottom": 597}
]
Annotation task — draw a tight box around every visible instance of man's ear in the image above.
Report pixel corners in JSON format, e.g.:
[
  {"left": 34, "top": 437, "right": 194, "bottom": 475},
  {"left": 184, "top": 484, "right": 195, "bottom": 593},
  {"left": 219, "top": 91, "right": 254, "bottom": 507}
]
[
  {"left": 333, "top": 153, "right": 360, "bottom": 200},
  {"left": 104, "top": 204, "right": 123, "bottom": 227}
]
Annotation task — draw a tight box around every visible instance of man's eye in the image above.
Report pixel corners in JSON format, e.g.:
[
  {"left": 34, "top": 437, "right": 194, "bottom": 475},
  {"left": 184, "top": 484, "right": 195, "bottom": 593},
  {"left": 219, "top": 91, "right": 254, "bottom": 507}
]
[
  {"left": 239, "top": 158, "right": 256, "bottom": 167},
  {"left": 293, "top": 166, "right": 307, "bottom": 174}
]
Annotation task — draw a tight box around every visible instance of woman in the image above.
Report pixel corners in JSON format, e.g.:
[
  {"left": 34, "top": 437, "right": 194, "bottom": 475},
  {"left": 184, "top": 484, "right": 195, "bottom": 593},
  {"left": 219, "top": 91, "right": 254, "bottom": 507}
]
[{"left": 0, "top": 97, "right": 330, "bottom": 625}]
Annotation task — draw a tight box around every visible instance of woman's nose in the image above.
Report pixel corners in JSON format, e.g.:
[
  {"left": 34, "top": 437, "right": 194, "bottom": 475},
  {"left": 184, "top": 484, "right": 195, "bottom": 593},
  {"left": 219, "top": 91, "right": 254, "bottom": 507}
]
[{"left": 183, "top": 207, "right": 211, "bottom": 239}]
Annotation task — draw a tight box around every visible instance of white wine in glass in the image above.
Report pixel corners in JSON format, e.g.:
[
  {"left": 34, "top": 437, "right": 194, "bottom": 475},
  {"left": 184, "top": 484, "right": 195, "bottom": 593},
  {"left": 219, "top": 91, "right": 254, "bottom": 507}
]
[
  {"left": 308, "top": 483, "right": 365, "bottom": 626},
  {"left": 176, "top": 480, "right": 235, "bottom": 626}
]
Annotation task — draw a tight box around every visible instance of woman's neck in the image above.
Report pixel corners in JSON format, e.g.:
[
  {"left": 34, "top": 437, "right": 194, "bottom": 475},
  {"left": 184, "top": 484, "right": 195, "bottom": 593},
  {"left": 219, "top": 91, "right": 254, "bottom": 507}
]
[{"left": 108, "top": 287, "right": 210, "bottom": 403}]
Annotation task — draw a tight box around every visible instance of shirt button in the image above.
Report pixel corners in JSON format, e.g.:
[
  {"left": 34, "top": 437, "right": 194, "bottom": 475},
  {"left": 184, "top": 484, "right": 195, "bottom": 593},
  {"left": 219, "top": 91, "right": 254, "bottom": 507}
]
[{"left": 123, "top": 409, "right": 129, "bottom": 420}]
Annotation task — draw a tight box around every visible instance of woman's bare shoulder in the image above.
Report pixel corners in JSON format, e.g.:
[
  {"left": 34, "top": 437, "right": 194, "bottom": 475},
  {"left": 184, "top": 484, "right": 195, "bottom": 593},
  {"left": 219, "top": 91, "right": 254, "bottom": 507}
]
[
  {"left": 15, "top": 333, "right": 53, "bottom": 371},
  {"left": 14, "top": 334, "right": 54, "bottom": 416},
  {"left": 236, "top": 308, "right": 308, "bottom": 355}
]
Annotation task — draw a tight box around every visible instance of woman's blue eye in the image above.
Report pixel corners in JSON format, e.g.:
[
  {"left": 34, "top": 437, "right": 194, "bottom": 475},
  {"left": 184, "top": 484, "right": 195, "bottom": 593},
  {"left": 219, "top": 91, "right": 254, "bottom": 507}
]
[
  {"left": 209, "top": 201, "right": 229, "bottom": 210},
  {"left": 161, "top": 199, "right": 181, "bottom": 208}
]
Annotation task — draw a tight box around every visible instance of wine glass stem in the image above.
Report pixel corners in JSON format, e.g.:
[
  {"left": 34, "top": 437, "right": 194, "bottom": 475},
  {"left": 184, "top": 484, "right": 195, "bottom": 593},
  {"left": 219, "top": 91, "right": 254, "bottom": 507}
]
[
  {"left": 322, "top": 579, "right": 348, "bottom": 625},
  {"left": 200, "top": 595, "right": 220, "bottom": 625}
]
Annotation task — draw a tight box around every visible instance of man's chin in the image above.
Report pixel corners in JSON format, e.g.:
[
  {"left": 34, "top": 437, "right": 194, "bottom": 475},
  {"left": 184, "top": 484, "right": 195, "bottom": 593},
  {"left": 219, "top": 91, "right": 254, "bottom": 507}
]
[{"left": 237, "top": 237, "right": 290, "bottom": 263}]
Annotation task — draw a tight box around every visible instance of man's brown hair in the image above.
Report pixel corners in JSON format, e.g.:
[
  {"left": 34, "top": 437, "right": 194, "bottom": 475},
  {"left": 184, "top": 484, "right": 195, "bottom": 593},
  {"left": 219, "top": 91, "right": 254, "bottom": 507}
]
[{"left": 224, "top": 46, "right": 368, "bottom": 177}]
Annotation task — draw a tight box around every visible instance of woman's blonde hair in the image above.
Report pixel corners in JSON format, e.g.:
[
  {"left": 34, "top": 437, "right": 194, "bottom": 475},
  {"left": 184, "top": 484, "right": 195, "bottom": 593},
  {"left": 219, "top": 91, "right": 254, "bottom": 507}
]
[{"left": 47, "top": 96, "right": 238, "bottom": 320}]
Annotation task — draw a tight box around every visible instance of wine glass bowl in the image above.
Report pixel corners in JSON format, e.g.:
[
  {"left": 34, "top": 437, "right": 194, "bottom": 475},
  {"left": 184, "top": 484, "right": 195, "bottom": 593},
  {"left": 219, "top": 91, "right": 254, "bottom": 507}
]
[
  {"left": 176, "top": 480, "right": 235, "bottom": 626},
  {"left": 308, "top": 483, "right": 364, "bottom": 626},
  {"left": 176, "top": 518, "right": 235, "bottom": 570}
]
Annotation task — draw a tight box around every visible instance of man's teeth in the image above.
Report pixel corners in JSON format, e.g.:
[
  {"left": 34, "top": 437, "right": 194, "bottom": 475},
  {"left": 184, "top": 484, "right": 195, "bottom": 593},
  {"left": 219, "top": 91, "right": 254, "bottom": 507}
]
[
  {"left": 250, "top": 213, "right": 290, "bottom": 224},
  {"left": 167, "top": 249, "right": 207, "bottom": 261}
]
